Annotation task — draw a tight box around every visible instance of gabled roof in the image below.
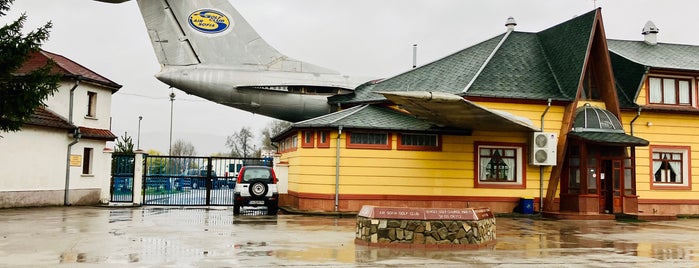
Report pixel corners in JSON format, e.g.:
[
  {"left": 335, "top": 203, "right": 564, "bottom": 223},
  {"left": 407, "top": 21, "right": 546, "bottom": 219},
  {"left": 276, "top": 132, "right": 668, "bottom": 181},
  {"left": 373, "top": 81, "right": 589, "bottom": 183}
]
[
  {"left": 330, "top": 9, "right": 599, "bottom": 105},
  {"left": 15, "top": 50, "right": 122, "bottom": 91}
]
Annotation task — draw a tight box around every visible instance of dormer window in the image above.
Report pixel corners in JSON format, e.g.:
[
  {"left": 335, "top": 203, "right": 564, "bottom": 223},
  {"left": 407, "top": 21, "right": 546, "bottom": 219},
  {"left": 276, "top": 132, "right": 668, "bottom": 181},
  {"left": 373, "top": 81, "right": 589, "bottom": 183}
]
[{"left": 648, "top": 77, "right": 692, "bottom": 106}]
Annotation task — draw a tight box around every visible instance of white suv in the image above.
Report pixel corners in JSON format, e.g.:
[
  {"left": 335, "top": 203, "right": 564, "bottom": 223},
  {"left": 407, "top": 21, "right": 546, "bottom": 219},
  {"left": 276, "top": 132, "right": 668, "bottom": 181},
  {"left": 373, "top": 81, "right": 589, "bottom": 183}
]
[{"left": 233, "top": 166, "right": 278, "bottom": 215}]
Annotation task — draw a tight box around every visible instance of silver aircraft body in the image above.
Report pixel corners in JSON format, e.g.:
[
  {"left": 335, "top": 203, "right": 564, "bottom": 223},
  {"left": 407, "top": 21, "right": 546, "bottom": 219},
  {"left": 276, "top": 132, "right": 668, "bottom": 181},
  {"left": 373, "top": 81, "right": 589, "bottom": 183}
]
[{"left": 96, "top": 0, "right": 369, "bottom": 122}]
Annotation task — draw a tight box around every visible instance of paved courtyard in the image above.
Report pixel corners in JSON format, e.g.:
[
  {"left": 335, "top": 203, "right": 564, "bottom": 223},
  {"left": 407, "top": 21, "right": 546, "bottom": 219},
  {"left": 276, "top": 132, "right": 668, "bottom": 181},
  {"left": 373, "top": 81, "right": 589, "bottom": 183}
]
[{"left": 0, "top": 206, "right": 698, "bottom": 267}]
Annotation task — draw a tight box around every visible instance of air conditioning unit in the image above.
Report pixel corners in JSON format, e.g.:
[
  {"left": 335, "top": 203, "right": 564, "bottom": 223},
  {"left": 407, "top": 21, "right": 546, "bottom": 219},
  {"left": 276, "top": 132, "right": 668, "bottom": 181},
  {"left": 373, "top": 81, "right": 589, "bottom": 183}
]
[{"left": 530, "top": 132, "right": 557, "bottom": 166}]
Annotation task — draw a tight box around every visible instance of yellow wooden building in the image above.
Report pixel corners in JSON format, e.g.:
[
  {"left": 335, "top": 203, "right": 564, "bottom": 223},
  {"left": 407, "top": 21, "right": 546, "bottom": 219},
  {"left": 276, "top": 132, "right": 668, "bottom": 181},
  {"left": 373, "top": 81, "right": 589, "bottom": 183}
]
[{"left": 272, "top": 9, "right": 699, "bottom": 219}]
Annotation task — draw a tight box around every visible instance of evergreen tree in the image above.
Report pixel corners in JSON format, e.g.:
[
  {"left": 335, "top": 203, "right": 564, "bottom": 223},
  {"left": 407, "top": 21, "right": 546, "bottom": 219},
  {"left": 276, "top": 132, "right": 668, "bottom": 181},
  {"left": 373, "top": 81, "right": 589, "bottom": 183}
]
[
  {"left": 114, "top": 132, "right": 134, "bottom": 154},
  {"left": 0, "top": 0, "right": 60, "bottom": 133}
]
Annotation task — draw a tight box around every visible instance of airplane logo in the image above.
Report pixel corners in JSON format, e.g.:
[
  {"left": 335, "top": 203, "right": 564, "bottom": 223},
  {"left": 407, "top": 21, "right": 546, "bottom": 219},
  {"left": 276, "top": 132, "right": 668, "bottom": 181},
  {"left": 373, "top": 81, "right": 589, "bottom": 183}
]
[{"left": 188, "top": 9, "right": 231, "bottom": 34}]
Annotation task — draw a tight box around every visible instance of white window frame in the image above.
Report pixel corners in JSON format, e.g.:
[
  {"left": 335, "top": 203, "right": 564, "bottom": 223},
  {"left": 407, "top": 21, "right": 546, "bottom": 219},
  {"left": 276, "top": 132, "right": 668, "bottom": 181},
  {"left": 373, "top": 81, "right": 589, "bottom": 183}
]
[
  {"left": 475, "top": 143, "right": 525, "bottom": 188},
  {"left": 650, "top": 146, "right": 690, "bottom": 189}
]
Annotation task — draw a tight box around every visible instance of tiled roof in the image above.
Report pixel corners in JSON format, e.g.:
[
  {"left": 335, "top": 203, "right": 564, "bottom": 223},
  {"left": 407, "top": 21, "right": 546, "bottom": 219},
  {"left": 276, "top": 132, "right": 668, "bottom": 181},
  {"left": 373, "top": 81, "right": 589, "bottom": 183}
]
[
  {"left": 569, "top": 132, "right": 649, "bottom": 147},
  {"left": 331, "top": 9, "right": 599, "bottom": 105},
  {"left": 295, "top": 105, "right": 433, "bottom": 130},
  {"left": 273, "top": 105, "right": 452, "bottom": 141},
  {"left": 79, "top": 127, "right": 117, "bottom": 141},
  {"left": 26, "top": 107, "right": 75, "bottom": 130},
  {"left": 535, "top": 9, "right": 596, "bottom": 99},
  {"left": 330, "top": 34, "right": 504, "bottom": 105},
  {"left": 608, "top": 40, "right": 699, "bottom": 108},
  {"left": 609, "top": 52, "right": 646, "bottom": 108},
  {"left": 23, "top": 108, "right": 115, "bottom": 140},
  {"left": 15, "top": 50, "right": 122, "bottom": 91},
  {"left": 608, "top": 40, "right": 699, "bottom": 71}
]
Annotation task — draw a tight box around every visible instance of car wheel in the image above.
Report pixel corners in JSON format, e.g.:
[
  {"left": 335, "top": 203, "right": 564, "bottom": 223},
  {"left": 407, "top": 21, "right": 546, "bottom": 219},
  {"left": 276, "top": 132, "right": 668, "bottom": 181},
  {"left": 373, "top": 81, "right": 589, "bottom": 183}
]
[
  {"left": 233, "top": 204, "right": 241, "bottom": 215},
  {"left": 249, "top": 182, "right": 268, "bottom": 197},
  {"left": 192, "top": 181, "right": 198, "bottom": 189}
]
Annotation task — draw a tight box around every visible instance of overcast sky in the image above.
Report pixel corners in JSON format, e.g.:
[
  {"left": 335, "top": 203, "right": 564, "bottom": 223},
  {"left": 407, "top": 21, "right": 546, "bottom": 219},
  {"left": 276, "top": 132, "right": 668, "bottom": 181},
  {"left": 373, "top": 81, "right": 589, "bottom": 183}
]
[{"left": 3, "top": 0, "right": 698, "bottom": 155}]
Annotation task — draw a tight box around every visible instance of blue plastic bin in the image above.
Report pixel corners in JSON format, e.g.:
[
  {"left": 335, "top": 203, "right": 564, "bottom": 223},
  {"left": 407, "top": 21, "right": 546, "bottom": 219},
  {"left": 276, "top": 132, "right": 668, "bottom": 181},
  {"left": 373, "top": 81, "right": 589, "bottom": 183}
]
[{"left": 520, "top": 197, "right": 534, "bottom": 214}]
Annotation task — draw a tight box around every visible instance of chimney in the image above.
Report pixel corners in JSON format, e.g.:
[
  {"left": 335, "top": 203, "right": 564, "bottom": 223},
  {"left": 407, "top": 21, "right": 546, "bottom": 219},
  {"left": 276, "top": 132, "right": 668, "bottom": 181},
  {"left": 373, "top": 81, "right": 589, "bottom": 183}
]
[
  {"left": 505, "top": 17, "right": 517, "bottom": 32},
  {"left": 642, "top": 20, "right": 659, "bottom": 45}
]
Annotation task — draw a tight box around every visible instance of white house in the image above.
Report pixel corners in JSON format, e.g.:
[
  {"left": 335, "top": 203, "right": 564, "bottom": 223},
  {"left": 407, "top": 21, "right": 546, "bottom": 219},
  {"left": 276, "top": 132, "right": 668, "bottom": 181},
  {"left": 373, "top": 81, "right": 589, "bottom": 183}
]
[{"left": 0, "top": 50, "right": 121, "bottom": 208}]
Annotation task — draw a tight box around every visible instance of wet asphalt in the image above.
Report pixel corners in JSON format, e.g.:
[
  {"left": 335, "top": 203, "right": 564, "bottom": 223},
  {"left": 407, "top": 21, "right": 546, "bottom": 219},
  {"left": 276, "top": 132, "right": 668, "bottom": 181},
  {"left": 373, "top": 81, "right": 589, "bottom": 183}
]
[{"left": 0, "top": 206, "right": 697, "bottom": 267}]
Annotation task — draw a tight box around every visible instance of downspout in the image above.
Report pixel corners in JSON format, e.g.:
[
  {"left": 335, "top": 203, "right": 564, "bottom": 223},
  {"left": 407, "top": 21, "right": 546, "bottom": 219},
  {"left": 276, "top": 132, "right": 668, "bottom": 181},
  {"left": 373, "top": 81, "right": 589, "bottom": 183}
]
[
  {"left": 630, "top": 107, "right": 642, "bottom": 136},
  {"left": 334, "top": 125, "right": 343, "bottom": 212},
  {"left": 64, "top": 78, "right": 81, "bottom": 206},
  {"left": 539, "top": 98, "right": 552, "bottom": 213}
]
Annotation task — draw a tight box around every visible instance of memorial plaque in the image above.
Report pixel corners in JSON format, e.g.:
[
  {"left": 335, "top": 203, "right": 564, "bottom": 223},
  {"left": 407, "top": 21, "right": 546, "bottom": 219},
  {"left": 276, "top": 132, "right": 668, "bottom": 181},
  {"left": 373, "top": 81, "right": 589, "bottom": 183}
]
[
  {"left": 424, "top": 208, "right": 478, "bottom": 220},
  {"left": 373, "top": 207, "right": 424, "bottom": 219},
  {"left": 473, "top": 208, "right": 495, "bottom": 220},
  {"left": 358, "top": 206, "right": 494, "bottom": 220}
]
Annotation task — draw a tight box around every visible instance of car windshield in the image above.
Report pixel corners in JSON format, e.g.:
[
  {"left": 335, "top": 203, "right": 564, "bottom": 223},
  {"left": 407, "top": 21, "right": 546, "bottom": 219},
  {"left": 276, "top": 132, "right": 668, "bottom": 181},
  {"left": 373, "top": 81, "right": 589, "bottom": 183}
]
[{"left": 241, "top": 168, "right": 272, "bottom": 183}]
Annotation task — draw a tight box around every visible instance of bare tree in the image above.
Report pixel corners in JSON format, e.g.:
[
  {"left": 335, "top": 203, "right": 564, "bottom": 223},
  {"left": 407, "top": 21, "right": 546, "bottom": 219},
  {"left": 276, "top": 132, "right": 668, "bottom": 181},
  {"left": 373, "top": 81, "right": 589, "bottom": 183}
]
[
  {"left": 260, "top": 119, "right": 292, "bottom": 152},
  {"left": 226, "top": 126, "right": 258, "bottom": 157},
  {"left": 171, "top": 139, "right": 197, "bottom": 156}
]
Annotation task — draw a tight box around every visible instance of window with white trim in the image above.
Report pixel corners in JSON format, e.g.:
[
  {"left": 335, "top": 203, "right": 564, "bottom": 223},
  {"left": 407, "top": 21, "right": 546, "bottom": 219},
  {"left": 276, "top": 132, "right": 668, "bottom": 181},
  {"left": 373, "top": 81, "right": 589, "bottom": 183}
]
[
  {"left": 651, "top": 146, "right": 690, "bottom": 189},
  {"left": 475, "top": 143, "right": 525, "bottom": 188},
  {"left": 648, "top": 77, "right": 692, "bottom": 106}
]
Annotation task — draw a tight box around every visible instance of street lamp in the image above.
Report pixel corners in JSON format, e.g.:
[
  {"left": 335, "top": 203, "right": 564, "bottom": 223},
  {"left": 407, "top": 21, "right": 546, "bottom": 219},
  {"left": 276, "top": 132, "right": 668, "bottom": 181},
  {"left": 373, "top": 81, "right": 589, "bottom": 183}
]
[
  {"left": 137, "top": 115, "right": 142, "bottom": 150},
  {"left": 169, "top": 91, "right": 175, "bottom": 155}
]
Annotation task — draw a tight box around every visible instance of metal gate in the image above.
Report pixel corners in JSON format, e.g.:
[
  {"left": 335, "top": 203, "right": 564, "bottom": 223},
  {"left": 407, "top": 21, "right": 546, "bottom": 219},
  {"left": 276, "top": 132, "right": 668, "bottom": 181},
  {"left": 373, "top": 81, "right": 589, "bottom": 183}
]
[
  {"left": 142, "top": 156, "right": 271, "bottom": 206},
  {"left": 110, "top": 154, "right": 135, "bottom": 202}
]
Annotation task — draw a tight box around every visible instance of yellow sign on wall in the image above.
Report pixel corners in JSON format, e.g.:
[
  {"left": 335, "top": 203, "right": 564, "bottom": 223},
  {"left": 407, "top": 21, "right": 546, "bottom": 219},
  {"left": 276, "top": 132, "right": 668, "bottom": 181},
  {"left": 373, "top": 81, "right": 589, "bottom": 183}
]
[{"left": 70, "top": 155, "right": 82, "bottom": 167}]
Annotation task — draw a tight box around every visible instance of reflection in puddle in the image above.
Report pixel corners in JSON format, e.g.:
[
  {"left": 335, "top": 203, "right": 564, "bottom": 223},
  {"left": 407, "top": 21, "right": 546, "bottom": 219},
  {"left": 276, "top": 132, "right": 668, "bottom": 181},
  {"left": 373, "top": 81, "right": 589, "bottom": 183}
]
[
  {"left": 6, "top": 207, "right": 699, "bottom": 266},
  {"left": 236, "top": 242, "right": 274, "bottom": 257}
]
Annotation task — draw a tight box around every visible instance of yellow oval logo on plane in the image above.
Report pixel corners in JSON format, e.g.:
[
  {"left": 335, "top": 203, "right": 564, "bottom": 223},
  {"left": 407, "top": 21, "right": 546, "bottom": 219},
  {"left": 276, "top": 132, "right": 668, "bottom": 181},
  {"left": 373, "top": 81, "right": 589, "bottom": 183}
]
[{"left": 188, "top": 9, "right": 230, "bottom": 34}]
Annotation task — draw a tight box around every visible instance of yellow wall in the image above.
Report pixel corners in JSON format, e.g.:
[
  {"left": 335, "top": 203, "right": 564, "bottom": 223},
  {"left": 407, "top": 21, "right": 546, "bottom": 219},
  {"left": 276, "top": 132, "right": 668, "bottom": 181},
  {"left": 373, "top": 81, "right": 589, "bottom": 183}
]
[
  {"left": 280, "top": 102, "right": 565, "bottom": 199},
  {"left": 621, "top": 77, "right": 699, "bottom": 201},
  {"left": 623, "top": 113, "right": 699, "bottom": 200}
]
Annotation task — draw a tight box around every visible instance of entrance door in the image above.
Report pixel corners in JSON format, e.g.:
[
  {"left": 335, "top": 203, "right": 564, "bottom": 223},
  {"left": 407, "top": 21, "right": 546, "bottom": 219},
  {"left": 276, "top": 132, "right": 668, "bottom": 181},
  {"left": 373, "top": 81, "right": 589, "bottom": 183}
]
[{"left": 600, "top": 159, "right": 623, "bottom": 214}]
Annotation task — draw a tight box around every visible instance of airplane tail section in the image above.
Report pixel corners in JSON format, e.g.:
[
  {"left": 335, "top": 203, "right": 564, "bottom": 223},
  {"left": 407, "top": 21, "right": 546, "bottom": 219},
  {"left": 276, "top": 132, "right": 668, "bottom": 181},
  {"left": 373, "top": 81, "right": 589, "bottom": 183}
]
[{"left": 136, "top": 0, "right": 339, "bottom": 74}]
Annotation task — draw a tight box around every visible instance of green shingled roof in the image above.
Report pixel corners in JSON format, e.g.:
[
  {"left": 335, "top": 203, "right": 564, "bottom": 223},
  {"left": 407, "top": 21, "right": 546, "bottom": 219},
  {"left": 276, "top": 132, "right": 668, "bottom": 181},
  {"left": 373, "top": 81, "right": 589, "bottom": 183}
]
[
  {"left": 608, "top": 40, "right": 699, "bottom": 71},
  {"left": 293, "top": 104, "right": 433, "bottom": 130},
  {"left": 330, "top": 9, "right": 599, "bottom": 105},
  {"left": 273, "top": 105, "right": 463, "bottom": 141},
  {"left": 329, "top": 34, "right": 505, "bottom": 105},
  {"left": 608, "top": 39, "right": 699, "bottom": 108}
]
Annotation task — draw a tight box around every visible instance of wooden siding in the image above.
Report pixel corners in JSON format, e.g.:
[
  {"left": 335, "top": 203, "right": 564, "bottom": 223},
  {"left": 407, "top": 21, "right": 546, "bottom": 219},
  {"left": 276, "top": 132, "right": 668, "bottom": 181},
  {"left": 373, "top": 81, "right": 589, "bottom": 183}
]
[
  {"left": 623, "top": 79, "right": 699, "bottom": 201},
  {"left": 279, "top": 102, "right": 565, "bottom": 201}
]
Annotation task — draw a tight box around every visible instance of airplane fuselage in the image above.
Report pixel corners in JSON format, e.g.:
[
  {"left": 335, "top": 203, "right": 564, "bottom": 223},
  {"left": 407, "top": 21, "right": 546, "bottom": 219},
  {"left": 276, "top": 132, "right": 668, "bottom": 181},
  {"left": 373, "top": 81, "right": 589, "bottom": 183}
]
[{"left": 156, "top": 66, "right": 362, "bottom": 122}]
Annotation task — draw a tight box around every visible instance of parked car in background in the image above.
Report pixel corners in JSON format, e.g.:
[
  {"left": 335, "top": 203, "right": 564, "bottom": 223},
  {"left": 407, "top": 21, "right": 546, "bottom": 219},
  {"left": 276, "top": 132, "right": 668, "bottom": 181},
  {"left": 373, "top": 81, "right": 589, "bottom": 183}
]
[
  {"left": 233, "top": 166, "right": 278, "bottom": 215},
  {"left": 176, "top": 169, "right": 216, "bottom": 190}
]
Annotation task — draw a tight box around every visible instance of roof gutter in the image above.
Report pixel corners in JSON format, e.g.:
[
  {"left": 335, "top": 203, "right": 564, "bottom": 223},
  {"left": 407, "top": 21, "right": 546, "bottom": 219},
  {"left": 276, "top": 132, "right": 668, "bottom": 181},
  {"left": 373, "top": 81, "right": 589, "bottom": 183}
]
[{"left": 65, "top": 77, "right": 81, "bottom": 206}]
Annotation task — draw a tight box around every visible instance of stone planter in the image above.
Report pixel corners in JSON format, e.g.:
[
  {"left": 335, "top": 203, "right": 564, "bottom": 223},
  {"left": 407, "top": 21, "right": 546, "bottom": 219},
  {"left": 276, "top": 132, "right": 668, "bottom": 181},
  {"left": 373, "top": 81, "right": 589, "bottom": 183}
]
[{"left": 355, "top": 206, "right": 496, "bottom": 249}]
